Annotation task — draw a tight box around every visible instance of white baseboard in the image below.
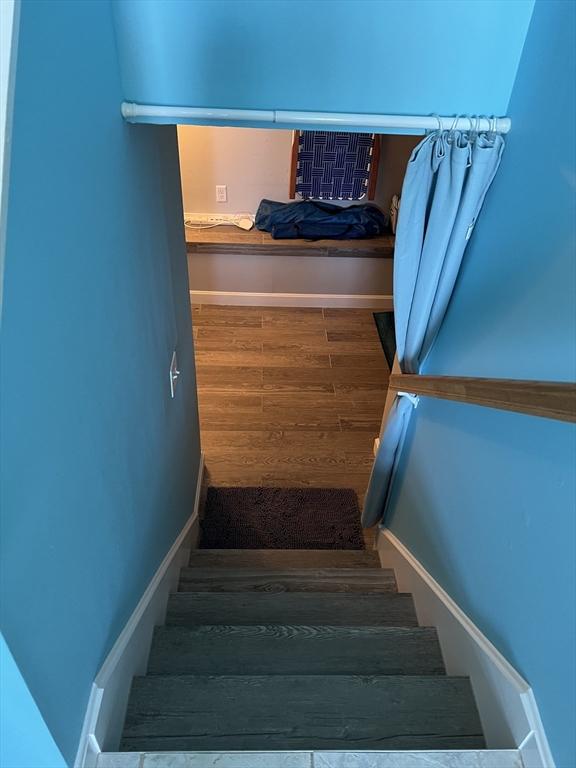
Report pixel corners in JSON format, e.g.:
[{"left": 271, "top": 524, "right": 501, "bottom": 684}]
[
  {"left": 377, "top": 529, "right": 555, "bottom": 768},
  {"left": 190, "top": 289, "right": 393, "bottom": 309},
  {"left": 74, "top": 452, "right": 205, "bottom": 768}
]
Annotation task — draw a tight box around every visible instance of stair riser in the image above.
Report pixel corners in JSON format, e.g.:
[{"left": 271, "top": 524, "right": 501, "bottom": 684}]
[
  {"left": 188, "top": 549, "right": 381, "bottom": 569},
  {"left": 121, "top": 674, "right": 485, "bottom": 752},
  {"left": 178, "top": 568, "right": 397, "bottom": 593},
  {"left": 148, "top": 625, "right": 445, "bottom": 676},
  {"left": 166, "top": 593, "right": 418, "bottom": 627},
  {"left": 121, "top": 736, "right": 487, "bottom": 751}
]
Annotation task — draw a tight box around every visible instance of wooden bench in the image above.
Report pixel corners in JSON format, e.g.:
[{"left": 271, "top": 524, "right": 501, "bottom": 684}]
[{"left": 185, "top": 225, "right": 395, "bottom": 259}]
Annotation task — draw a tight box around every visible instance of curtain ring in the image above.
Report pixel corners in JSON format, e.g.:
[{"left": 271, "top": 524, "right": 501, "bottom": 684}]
[
  {"left": 476, "top": 114, "right": 483, "bottom": 136},
  {"left": 465, "top": 115, "right": 476, "bottom": 145},
  {"left": 431, "top": 114, "right": 447, "bottom": 157},
  {"left": 480, "top": 115, "right": 492, "bottom": 134},
  {"left": 430, "top": 113, "right": 443, "bottom": 134}
]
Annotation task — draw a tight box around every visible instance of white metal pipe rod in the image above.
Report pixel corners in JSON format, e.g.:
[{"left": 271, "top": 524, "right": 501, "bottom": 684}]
[
  {"left": 278, "top": 110, "right": 511, "bottom": 133},
  {"left": 121, "top": 102, "right": 511, "bottom": 134},
  {"left": 121, "top": 103, "right": 275, "bottom": 123}
]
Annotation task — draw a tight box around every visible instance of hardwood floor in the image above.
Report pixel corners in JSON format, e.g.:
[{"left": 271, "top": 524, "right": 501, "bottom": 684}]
[{"left": 192, "top": 304, "right": 389, "bottom": 546}]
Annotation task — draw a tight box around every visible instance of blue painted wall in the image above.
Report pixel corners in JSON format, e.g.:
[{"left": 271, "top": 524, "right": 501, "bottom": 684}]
[
  {"left": 113, "top": 0, "right": 533, "bottom": 119},
  {"left": 0, "top": 1, "right": 200, "bottom": 764},
  {"left": 387, "top": 1, "right": 576, "bottom": 764},
  {"left": 0, "top": 634, "right": 66, "bottom": 768}
]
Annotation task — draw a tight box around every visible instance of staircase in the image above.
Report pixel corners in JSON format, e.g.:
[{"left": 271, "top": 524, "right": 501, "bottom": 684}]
[
  {"left": 109, "top": 550, "right": 496, "bottom": 752},
  {"left": 101, "top": 547, "right": 524, "bottom": 767}
]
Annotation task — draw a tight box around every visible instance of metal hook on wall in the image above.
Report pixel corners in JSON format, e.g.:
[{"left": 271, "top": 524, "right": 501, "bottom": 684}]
[{"left": 398, "top": 392, "right": 420, "bottom": 408}]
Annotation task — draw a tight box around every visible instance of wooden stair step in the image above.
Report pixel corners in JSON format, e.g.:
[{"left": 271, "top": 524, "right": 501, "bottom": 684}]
[
  {"left": 166, "top": 592, "right": 418, "bottom": 627},
  {"left": 178, "top": 567, "right": 397, "bottom": 593},
  {"left": 188, "top": 549, "right": 380, "bottom": 569},
  {"left": 120, "top": 674, "right": 485, "bottom": 752},
  {"left": 147, "top": 624, "right": 445, "bottom": 676}
]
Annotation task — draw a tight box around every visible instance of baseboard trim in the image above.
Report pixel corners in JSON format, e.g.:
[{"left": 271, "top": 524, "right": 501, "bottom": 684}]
[
  {"left": 74, "top": 452, "right": 205, "bottom": 768},
  {"left": 190, "top": 289, "right": 394, "bottom": 309},
  {"left": 377, "top": 529, "right": 555, "bottom": 768}
]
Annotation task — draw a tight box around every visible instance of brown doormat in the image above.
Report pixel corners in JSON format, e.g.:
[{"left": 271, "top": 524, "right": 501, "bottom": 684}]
[{"left": 200, "top": 487, "right": 365, "bottom": 550}]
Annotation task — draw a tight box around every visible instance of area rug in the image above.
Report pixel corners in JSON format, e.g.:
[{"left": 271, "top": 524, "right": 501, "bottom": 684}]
[
  {"left": 373, "top": 311, "right": 396, "bottom": 370},
  {"left": 200, "top": 487, "right": 364, "bottom": 550}
]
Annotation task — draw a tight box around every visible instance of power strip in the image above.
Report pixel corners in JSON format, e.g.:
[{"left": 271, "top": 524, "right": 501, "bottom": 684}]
[{"left": 183, "top": 212, "right": 255, "bottom": 230}]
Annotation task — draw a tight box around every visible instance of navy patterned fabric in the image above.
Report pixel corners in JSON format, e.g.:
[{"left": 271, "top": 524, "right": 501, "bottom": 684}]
[{"left": 295, "top": 131, "right": 375, "bottom": 200}]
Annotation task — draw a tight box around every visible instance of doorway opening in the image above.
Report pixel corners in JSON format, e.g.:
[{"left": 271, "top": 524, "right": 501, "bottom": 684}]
[{"left": 176, "top": 124, "right": 420, "bottom": 547}]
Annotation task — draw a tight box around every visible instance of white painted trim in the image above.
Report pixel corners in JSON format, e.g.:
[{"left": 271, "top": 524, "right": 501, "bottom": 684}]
[
  {"left": 75, "top": 452, "right": 205, "bottom": 768},
  {"left": 190, "top": 289, "right": 393, "bottom": 309},
  {"left": 377, "top": 529, "right": 555, "bottom": 768}
]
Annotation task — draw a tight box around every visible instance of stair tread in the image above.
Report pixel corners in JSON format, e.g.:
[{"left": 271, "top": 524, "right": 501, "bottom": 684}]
[
  {"left": 167, "top": 592, "right": 418, "bottom": 627},
  {"left": 120, "top": 674, "right": 485, "bottom": 752},
  {"left": 178, "top": 568, "right": 397, "bottom": 593},
  {"left": 188, "top": 549, "right": 380, "bottom": 569},
  {"left": 148, "top": 624, "right": 445, "bottom": 676}
]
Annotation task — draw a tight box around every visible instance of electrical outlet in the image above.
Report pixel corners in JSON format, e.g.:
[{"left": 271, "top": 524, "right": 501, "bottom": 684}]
[{"left": 215, "top": 185, "right": 227, "bottom": 202}]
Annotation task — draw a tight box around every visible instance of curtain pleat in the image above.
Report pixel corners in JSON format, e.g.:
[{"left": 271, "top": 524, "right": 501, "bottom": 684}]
[
  {"left": 361, "top": 396, "right": 414, "bottom": 528},
  {"left": 361, "top": 130, "right": 504, "bottom": 529}
]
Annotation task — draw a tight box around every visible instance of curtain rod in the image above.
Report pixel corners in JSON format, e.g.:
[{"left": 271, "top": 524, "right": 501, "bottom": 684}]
[{"left": 121, "top": 102, "right": 511, "bottom": 134}]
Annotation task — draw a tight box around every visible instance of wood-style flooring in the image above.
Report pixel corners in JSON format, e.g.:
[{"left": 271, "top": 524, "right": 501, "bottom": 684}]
[{"left": 192, "top": 304, "right": 389, "bottom": 546}]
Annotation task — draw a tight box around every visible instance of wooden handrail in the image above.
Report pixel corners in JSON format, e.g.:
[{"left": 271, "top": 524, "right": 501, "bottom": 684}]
[{"left": 389, "top": 374, "right": 576, "bottom": 423}]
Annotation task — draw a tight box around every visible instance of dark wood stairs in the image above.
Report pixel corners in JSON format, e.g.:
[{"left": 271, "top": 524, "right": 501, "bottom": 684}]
[{"left": 119, "top": 548, "right": 486, "bottom": 752}]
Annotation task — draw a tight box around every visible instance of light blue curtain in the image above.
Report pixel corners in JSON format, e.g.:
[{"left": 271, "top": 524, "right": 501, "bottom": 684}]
[{"left": 362, "top": 129, "right": 504, "bottom": 528}]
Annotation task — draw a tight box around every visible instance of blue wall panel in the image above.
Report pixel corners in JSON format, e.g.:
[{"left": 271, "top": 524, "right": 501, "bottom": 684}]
[
  {"left": 0, "top": 1, "right": 200, "bottom": 763},
  {"left": 387, "top": 400, "right": 575, "bottom": 764},
  {"left": 0, "top": 634, "right": 67, "bottom": 768},
  {"left": 113, "top": 0, "right": 534, "bottom": 119},
  {"left": 423, "top": 6, "right": 576, "bottom": 382},
  {"left": 387, "top": 2, "right": 576, "bottom": 764}
]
